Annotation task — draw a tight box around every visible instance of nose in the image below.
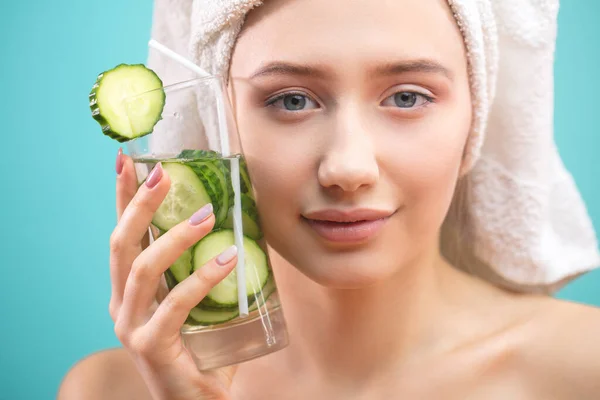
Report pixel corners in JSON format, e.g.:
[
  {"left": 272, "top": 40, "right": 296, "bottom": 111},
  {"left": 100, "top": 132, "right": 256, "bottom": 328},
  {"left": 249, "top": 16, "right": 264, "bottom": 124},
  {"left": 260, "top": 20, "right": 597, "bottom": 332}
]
[{"left": 318, "top": 113, "right": 379, "bottom": 193}]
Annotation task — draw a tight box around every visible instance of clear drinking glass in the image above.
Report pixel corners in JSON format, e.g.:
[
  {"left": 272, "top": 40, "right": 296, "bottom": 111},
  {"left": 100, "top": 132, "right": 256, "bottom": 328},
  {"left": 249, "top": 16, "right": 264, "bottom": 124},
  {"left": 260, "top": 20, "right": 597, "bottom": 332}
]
[{"left": 123, "top": 76, "right": 289, "bottom": 370}]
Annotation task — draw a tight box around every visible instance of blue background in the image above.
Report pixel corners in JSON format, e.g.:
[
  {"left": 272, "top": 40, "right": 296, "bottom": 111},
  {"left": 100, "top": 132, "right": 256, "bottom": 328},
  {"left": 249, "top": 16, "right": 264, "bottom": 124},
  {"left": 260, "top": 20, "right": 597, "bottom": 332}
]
[{"left": 0, "top": 1, "right": 598, "bottom": 399}]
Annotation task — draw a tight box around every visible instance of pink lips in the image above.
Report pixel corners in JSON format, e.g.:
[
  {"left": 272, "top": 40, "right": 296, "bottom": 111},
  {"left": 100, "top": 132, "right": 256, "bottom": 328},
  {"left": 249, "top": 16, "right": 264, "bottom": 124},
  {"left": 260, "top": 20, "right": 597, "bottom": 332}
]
[{"left": 302, "top": 209, "right": 393, "bottom": 243}]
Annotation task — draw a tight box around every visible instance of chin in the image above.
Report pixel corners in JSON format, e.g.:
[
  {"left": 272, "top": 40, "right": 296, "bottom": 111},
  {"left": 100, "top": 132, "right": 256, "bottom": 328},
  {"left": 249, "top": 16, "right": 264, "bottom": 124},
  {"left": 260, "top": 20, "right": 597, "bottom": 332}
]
[{"left": 280, "top": 244, "right": 404, "bottom": 290}]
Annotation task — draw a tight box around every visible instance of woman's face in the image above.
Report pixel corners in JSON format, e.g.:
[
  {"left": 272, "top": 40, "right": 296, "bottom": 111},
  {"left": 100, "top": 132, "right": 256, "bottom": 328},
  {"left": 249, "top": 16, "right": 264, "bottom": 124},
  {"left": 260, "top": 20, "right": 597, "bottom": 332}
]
[{"left": 228, "top": 0, "right": 472, "bottom": 288}]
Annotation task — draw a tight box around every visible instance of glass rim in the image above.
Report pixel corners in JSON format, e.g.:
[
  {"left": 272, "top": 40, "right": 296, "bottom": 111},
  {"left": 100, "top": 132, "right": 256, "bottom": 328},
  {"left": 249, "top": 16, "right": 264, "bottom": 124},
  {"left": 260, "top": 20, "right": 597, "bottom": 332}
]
[{"left": 123, "top": 74, "right": 226, "bottom": 103}]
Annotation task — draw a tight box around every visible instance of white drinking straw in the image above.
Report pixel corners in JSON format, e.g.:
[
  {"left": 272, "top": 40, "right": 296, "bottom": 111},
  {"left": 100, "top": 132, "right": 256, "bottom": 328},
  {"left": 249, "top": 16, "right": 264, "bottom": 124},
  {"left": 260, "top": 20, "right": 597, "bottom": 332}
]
[
  {"left": 148, "top": 39, "right": 249, "bottom": 317},
  {"left": 149, "top": 39, "right": 211, "bottom": 78}
]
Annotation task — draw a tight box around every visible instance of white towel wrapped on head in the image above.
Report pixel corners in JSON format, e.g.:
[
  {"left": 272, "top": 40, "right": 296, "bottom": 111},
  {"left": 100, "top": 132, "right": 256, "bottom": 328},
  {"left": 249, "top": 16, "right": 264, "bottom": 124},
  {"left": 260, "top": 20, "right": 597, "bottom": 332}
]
[{"left": 147, "top": 0, "right": 600, "bottom": 294}]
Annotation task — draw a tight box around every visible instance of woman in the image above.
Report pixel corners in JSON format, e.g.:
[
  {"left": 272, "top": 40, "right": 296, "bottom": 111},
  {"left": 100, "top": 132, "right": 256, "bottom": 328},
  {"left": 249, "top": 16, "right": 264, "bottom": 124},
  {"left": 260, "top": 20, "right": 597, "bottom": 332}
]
[{"left": 60, "top": 0, "right": 600, "bottom": 398}]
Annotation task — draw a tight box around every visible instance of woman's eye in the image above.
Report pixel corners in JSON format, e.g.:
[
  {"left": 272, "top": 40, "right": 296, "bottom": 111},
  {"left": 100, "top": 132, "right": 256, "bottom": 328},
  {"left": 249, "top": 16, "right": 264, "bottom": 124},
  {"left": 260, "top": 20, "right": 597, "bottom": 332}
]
[
  {"left": 381, "top": 92, "right": 432, "bottom": 108},
  {"left": 267, "top": 93, "right": 319, "bottom": 111}
]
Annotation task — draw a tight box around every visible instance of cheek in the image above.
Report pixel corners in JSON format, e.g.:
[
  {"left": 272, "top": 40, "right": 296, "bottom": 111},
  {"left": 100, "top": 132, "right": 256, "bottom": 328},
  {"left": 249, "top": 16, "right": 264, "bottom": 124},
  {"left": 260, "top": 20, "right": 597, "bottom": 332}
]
[
  {"left": 384, "top": 108, "right": 470, "bottom": 235},
  {"left": 234, "top": 105, "right": 315, "bottom": 229}
]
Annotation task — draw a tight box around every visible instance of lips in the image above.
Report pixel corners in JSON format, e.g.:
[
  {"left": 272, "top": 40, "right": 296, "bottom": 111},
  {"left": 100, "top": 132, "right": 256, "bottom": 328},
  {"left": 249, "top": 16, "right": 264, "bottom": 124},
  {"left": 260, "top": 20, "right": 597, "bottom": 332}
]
[{"left": 302, "top": 209, "right": 394, "bottom": 243}]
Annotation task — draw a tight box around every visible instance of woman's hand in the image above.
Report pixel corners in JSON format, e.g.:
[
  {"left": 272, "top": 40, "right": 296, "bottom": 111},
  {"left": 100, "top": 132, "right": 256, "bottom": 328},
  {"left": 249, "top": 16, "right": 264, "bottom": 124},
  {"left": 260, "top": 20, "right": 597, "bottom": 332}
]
[{"left": 109, "top": 149, "right": 239, "bottom": 400}]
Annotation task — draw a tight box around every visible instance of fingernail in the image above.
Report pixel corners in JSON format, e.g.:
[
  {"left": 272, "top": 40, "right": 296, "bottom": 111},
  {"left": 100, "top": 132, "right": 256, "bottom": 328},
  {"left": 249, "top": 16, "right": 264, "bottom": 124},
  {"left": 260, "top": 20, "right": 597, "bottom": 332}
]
[
  {"left": 145, "top": 163, "right": 163, "bottom": 188},
  {"left": 116, "top": 148, "right": 123, "bottom": 175},
  {"left": 216, "top": 245, "right": 238, "bottom": 265},
  {"left": 189, "top": 203, "right": 213, "bottom": 226}
]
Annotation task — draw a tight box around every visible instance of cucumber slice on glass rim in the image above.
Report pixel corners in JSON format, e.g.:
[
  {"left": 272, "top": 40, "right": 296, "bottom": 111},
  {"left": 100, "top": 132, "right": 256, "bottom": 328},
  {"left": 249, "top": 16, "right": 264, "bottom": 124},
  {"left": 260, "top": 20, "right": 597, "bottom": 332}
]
[{"left": 89, "top": 63, "right": 165, "bottom": 142}]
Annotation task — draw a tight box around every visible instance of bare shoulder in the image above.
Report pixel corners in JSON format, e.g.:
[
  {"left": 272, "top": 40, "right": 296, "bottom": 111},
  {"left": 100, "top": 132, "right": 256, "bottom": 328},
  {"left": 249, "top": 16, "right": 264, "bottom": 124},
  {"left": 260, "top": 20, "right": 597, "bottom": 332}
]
[
  {"left": 58, "top": 348, "right": 152, "bottom": 400},
  {"left": 517, "top": 297, "right": 600, "bottom": 399}
]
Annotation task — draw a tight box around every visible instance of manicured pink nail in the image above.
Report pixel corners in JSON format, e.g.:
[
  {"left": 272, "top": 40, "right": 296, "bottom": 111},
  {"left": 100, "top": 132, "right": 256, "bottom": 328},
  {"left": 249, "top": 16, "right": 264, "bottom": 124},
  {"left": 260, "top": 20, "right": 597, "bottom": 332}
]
[
  {"left": 189, "top": 203, "right": 213, "bottom": 226},
  {"left": 216, "top": 245, "right": 238, "bottom": 265},
  {"left": 145, "top": 163, "right": 163, "bottom": 188},
  {"left": 115, "top": 148, "right": 124, "bottom": 175}
]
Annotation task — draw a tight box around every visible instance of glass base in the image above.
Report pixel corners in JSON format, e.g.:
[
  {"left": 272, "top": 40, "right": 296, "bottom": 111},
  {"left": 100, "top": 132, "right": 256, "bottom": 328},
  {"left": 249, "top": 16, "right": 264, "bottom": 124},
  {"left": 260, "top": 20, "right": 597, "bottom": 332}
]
[{"left": 182, "top": 306, "right": 289, "bottom": 371}]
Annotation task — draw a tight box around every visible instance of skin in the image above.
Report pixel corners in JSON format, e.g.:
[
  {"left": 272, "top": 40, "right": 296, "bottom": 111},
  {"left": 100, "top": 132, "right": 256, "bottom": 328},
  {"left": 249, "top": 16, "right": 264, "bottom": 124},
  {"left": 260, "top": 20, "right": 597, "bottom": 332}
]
[{"left": 58, "top": 0, "right": 600, "bottom": 399}]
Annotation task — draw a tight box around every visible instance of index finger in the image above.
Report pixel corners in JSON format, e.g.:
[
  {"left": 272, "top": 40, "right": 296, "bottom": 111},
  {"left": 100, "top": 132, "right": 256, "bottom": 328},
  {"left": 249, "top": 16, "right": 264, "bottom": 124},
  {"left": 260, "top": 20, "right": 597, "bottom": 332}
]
[{"left": 116, "top": 148, "right": 139, "bottom": 221}]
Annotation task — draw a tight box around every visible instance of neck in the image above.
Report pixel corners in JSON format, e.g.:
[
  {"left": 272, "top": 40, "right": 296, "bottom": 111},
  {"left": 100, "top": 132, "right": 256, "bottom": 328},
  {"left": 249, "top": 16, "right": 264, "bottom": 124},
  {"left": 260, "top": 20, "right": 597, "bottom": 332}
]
[{"left": 269, "top": 246, "right": 459, "bottom": 383}]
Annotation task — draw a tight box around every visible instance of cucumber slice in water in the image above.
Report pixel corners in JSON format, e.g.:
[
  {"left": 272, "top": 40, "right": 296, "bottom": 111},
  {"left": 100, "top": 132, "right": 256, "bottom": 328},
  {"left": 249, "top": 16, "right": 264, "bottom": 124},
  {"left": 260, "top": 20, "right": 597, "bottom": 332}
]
[
  {"left": 222, "top": 193, "right": 263, "bottom": 240},
  {"left": 238, "top": 158, "right": 254, "bottom": 197},
  {"left": 89, "top": 64, "right": 165, "bottom": 142},
  {"left": 193, "top": 229, "right": 269, "bottom": 308},
  {"left": 187, "top": 162, "right": 223, "bottom": 223},
  {"left": 152, "top": 162, "right": 212, "bottom": 231},
  {"left": 205, "top": 161, "right": 233, "bottom": 227},
  {"left": 169, "top": 247, "right": 193, "bottom": 283},
  {"left": 177, "top": 149, "right": 221, "bottom": 160},
  {"left": 187, "top": 307, "right": 239, "bottom": 326},
  {"left": 187, "top": 160, "right": 233, "bottom": 228},
  {"left": 179, "top": 149, "right": 254, "bottom": 196},
  {"left": 248, "top": 274, "right": 276, "bottom": 312}
]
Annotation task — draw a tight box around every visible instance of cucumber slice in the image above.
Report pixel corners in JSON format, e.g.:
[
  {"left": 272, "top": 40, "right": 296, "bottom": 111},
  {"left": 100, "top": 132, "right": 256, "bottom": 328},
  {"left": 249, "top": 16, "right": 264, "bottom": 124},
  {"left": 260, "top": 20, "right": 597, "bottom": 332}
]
[
  {"left": 177, "top": 149, "right": 221, "bottom": 160},
  {"left": 187, "top": 163, "right": 224, "bottom": 226},
  {"left": 193, "top": 229, "right": 269, "bottom": 308},
  {"left": 187, "top": 307, "right": 239, "bottom": 326},
  {"left": 186, "top": 162, "right": 222, "bottom": 220},
  {"left": 196, "top": 299, "right": 240, "bottom": 311},
  {"left": 222, "top": 193, "right": 263, "bottom": 240},
  {"left": 248, "top": 274, "right": 276, "bottom": 312},
  {"left": 152, "top": 162, "right": 212, "bottom": 231},
  {"left": 89, "top": 64, "right": 165, "bottom": 142},
  {"left": 238, "top": 158, "right": 254, "bottom": 197},
  {"left": 169, "top": 247, "right": 193, "bottom": 283},
  {"left": 204, "top": 161, "right": 233, "bottom": 227},
  {"left": 180, "top": 150, "right": 253, "bottom": 197},
  {"left": 187, "top": 160, "right": 233, "bottom": 228}
]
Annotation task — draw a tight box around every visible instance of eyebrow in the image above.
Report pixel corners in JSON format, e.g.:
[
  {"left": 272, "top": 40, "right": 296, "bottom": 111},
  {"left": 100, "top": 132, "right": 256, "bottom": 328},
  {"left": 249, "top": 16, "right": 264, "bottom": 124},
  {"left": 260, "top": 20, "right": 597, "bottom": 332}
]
[
  {"left": 249, "top": 59, "right": 452, "bottom": 81},
  {"left": 250, "top": 62, "right": 331, "bottom": 80},
  {"left": 373, "top": 60, "right": 453, "bottom": 80}
]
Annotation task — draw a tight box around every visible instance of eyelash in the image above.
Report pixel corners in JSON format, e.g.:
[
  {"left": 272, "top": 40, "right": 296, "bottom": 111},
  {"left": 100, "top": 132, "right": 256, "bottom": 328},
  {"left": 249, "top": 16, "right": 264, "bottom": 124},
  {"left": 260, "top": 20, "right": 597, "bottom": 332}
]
[
  {"left": 265, "top": 91, "right": 318, "bottom": 110},
  {"left": 264, "top": 90, "right": 435, "bottom": 111},
  {"left": 381, "top": 92, "right": 434, "bottom": 109}
]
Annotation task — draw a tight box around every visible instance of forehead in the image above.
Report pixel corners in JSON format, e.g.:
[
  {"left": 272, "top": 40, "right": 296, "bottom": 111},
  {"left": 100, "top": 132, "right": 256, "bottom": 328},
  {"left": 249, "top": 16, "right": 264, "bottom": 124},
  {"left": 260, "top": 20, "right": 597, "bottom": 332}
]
[{"left": 232, "top": 0, "right": 467, "bottom": 77}]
